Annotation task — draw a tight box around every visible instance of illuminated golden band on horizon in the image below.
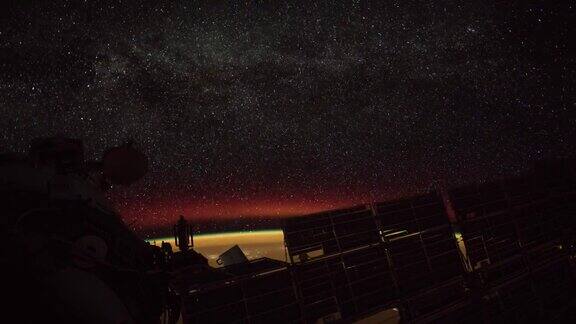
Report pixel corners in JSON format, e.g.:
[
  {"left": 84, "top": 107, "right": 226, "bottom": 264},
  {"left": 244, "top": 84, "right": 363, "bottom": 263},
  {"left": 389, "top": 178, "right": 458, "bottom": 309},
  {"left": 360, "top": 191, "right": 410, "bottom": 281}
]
[{"left": 148, "top": 230, "right": 286, "bottom": 266}]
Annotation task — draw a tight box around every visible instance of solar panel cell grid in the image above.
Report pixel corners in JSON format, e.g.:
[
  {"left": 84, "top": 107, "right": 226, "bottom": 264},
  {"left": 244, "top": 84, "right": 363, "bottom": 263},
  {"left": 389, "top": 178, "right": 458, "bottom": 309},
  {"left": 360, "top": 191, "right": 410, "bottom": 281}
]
[{"left": 176, "top": 167, "right": 576, "bottom": 323}]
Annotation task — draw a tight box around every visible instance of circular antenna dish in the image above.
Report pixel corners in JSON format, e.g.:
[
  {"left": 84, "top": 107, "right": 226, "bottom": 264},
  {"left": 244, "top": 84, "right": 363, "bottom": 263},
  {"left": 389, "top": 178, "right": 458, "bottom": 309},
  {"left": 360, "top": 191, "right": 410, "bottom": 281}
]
[{"left": 102, "top": 144, "right": 148, "bottom": 185}]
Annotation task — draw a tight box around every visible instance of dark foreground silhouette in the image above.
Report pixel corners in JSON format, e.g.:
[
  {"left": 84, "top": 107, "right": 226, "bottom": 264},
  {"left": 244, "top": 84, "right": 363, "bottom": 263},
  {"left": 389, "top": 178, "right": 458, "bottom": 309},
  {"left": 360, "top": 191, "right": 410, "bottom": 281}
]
[{"left": 2, "top": 137, "right": 576, "bottom": 323}]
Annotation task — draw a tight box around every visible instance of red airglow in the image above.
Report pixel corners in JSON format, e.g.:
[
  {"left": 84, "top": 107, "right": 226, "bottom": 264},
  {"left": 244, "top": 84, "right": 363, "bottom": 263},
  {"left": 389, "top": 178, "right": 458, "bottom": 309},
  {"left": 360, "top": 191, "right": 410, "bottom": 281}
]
[
  {"left": 111, "top": 179, "right": 420, "bottom": 230},
  {"left": 120, "top": 199, "right": 358, "bottom": 228},
  {"left": 116, "top": 191, "right": 387, "bottom": 229}
]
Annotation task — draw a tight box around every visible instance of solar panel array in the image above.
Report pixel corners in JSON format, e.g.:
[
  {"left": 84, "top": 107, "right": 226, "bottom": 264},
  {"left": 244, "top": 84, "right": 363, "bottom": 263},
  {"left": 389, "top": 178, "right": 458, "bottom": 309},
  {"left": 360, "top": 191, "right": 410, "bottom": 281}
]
[
  {"left": 443, "top": 173, "right": 576, "bottom": 322},
  {"left": 374, "top": 193, "right": 464, "bottom": 296},
  {"left": 282, "top": 192, "right": 467, "bottom": 323},
  {"left": 283, "top": 204, "right": 398, "bottom": 321},
  {"left": 480, "top": 258, "right": 576, "bottom": 323},
  {"left": 177, "top": 163, "right": 576, "bottom": 324},
  {"left": 427, "top": 258, "right": 576, "bottom": 324},
  {"left": 291, "top": 245, "right": 396, "bottom": 322},
  {"left": 181, "top": 265, "right": 301, "bottom": 324},
  {"left": 282, "top": 177, "right": 576, "bottom": 323},
  {"left": 283, "top": 205, "right": 380, "bottom": 263},
  {"left": 451, "top": 177, "right": 569, "bottom": 275}
]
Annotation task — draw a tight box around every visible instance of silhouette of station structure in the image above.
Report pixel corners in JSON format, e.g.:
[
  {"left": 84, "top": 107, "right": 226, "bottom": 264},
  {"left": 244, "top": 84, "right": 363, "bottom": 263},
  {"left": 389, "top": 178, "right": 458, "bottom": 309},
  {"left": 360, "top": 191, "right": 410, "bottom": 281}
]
[
  {"left": 2, "top": 137, "right": 575, "bottom": 323},
  {"left": 175, "top": 159, "right": 576, "bottom": 323}
]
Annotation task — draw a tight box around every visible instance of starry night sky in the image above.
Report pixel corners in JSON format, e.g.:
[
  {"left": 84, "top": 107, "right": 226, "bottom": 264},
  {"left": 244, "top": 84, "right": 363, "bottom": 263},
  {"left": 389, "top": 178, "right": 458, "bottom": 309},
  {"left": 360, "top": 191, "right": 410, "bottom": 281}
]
[{"left": 1, "top": 1, "right": 575, "bottom": 236}]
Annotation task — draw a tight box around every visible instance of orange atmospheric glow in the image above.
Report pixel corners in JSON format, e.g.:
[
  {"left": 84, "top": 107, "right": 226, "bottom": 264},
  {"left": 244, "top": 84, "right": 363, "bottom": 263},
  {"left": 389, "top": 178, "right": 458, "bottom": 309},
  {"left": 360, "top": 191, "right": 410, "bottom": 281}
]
[{"left": 117, "top": 193, "right": 386, "bottom": 228}]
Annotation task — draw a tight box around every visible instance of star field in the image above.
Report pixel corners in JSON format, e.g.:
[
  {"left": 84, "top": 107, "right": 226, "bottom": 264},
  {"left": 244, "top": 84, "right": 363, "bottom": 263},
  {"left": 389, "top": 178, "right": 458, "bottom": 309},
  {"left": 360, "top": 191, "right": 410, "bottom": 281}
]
[{"left": 1, "top": 1, "right": 575, "bottom": 235}]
